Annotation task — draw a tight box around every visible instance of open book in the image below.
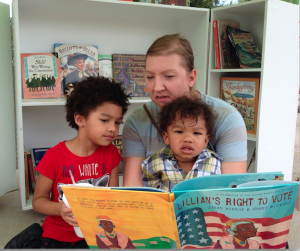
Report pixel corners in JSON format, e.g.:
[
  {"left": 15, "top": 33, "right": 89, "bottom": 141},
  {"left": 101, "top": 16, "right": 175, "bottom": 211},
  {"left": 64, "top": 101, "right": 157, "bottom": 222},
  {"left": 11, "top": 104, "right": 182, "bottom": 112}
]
[{"left": 61, "top": 172, "right": 299, "bottom": 249}]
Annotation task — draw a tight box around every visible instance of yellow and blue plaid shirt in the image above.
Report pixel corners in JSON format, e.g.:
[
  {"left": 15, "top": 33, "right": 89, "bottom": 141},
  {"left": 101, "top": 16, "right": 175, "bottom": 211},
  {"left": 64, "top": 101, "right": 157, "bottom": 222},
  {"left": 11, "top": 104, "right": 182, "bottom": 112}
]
[{"left": 142, "top": 145, "right": 222, "bottom": 192}]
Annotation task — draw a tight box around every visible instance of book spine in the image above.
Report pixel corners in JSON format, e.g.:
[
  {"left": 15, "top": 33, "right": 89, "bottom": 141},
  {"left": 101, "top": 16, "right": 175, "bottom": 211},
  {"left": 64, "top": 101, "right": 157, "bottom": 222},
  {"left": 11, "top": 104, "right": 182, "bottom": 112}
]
[
  {"left": 213, "top": 20, "right": 221, "bottom": 69},
  {"left": 217, "top": 21, "right": 223, "bottom": 69},
  {"left": 24, "top": 151, "right": 29, "bottom": 200},
  {"left": 27, "top": 154, "right": 36, "bottom": 191}
]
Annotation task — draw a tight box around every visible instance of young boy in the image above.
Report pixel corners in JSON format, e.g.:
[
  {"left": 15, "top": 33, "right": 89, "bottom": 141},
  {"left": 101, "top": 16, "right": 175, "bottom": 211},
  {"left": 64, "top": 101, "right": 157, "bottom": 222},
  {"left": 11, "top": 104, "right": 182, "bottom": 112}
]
[
  {"left": 32, "top": 76, "right": 130, "bottom": 249},
  {"left": 142, "top": 96, "right": 222, "bottom": 192}
]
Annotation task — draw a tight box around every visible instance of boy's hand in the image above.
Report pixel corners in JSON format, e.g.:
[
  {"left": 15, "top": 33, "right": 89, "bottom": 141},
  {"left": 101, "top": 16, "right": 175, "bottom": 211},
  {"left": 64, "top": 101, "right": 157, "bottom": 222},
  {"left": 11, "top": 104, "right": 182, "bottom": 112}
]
[{"left": 59, "top": 202, "right": 79, "bottom": 227}]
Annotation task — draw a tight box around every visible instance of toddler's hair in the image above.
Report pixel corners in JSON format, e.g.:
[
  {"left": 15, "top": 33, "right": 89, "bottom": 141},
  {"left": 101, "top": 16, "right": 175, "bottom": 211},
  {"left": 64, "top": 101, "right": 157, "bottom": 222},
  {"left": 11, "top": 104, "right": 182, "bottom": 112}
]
[
  {"left": 66, "top": 76, "right": 130, "bottom": 130},
  {"left": 158, "top": 96, "right": 217, "bottom": 138}
]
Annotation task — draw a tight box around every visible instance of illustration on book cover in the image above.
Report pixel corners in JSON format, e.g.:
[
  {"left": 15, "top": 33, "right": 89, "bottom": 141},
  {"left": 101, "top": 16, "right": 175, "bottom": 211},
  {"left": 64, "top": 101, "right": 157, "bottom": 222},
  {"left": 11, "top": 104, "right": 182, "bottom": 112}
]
[
  {"left": 21, "top": 53, "right": 62, "bottom": 99},
  {"left": 113, "top": 54, "right": 148, "bottom": 97},
  {"left": 54, "top": 44, "right": 99, "bottom": 95},
  {"left": 221, "top": 77, "right": 260, "bottom": 135}
]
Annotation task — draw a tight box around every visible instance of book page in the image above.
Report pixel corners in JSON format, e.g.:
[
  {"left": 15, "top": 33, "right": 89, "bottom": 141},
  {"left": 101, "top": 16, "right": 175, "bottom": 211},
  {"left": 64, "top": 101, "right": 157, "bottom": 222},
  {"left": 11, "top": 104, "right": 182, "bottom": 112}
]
[
  {"left": 62, "top": 187, "right": 180, "bottom": 249},
  {"left": 173, "top": 183, "right": 298, "bottom": 249}
]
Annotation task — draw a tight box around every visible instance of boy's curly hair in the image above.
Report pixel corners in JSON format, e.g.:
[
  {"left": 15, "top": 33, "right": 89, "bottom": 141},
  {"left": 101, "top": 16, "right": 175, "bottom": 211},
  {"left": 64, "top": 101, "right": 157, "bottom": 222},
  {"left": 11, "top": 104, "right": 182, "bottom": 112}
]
[
  {"left": 66, "top": 76, "right": 130, "bottom": 130},
  {"left": 158, "top": 96, "right": 217, "bottom": 138}
]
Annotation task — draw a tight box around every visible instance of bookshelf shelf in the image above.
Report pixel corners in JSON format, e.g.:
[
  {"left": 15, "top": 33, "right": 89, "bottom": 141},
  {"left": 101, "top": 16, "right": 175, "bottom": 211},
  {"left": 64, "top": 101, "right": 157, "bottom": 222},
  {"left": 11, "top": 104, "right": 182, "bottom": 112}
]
[
  {"left": 22, "top": 97, "right": 151, "bottom": 107},
  {"left": 210, "top": 68, "right": 262, "bottom": 73}
]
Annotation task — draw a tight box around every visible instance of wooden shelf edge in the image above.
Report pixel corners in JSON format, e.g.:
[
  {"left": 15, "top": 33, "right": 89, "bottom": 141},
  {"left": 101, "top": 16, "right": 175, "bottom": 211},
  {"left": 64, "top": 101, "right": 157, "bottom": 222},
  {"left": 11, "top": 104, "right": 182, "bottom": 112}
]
[{"left": 209, "top": 68, "right": 262, "bottom": 73}]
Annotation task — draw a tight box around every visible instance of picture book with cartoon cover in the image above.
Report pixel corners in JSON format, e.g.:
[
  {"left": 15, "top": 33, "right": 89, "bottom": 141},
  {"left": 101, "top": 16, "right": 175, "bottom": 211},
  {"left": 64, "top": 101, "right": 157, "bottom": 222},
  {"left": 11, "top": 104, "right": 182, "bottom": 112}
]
[
  {"left": 21, "top": 53, "right": 62, "bottom": 99},
  {"left": 113, "top": 54, "right": 148, "bottom": 97},
  {"left": 54, "top": 44, "right": 99, "bottom": 95},
  {"left": 227, "top": 26, "right": 262, "bottom": 68},
  {"left": 61, "top": 172, "right": 299, "bottom": 249},
  {"left": 98, "top": 55, "right": 113, "bottom": 79}
]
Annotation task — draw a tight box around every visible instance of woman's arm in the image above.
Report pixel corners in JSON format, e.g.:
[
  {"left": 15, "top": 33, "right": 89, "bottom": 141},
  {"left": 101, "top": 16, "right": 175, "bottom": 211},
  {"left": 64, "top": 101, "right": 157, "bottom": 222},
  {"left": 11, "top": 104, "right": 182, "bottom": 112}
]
[
  {"left": 221, "top": 161, "right": 247, "bottom": 174},
  {"left": 32, "top": 174, "right": 78, "bottom": 227},
  {"left": 123, "top": 157, "right": 145, "bottom": 187},
  {"left": 109, "top": 165, "right": 119, "bottom": 187}
]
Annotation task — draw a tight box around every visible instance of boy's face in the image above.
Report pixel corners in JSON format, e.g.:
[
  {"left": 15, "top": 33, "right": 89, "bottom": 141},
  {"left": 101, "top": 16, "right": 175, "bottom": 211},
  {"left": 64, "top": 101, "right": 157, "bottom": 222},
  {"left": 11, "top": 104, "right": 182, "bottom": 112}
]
[
  {"left": 73, "top": 57, "right": 86, "bottom": 71},
  {"left": 162, "top": 114, "right": 210, "bottom": 163},
  {"left": 77, "top": 102, "right": 123, "bottom": 147}
]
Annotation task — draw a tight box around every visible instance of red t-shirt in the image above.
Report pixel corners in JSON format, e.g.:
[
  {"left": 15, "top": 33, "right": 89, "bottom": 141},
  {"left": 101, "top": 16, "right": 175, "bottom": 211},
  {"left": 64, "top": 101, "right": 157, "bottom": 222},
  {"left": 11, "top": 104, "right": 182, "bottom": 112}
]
[{"left": 35, "top": 141, "right": 121, "bottom": 242}]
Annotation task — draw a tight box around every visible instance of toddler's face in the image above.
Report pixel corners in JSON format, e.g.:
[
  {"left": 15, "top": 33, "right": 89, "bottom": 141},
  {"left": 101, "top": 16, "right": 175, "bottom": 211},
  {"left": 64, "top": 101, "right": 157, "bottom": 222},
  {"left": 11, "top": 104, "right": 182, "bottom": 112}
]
[
  {"left": 78, "top": 102, "right": 123, "bottom": 147},
  {"left": 162, "top": 115, "right": 210, "bottom": 163}
]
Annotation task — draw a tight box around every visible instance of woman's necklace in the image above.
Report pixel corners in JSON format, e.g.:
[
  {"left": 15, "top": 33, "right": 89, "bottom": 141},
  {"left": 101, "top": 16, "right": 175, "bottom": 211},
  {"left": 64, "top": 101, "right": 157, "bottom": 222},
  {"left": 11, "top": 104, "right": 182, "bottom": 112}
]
[
  {"left": 234, "top": 236, "right": 247, "bottom": 246},
  {"left": 105, "top": 230, "right": 116, "bottom": 238}
]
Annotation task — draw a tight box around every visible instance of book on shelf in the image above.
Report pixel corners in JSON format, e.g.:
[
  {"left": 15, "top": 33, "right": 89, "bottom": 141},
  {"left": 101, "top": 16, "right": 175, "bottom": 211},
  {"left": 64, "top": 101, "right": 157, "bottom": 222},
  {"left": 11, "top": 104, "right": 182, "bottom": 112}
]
[
  {"left": 98, "top": 55, "right": 113, "bottom": 79},
  {"left": 24, "top": 150, "right": 29, "bottom": 201},
  {"left": 27, "top": 154, "right": 36, "bottom": 191},
  {"left": 20, "top": 53, "right": 62, "bottom": 99},
  {"left": 54, "top": 44, "right": 99, "bottom": 95},
  {"left": 212, "top": 20, "right": 221, "bottom": 69},
  {"left": 227, "top": 26, "right": 262, "bottom": 68},
  {"left": 61, "top": 172, "right": 299, "bottom": 249},
  {"left": 111, "top": 135, "right": 123, "bottom": 174},
  {"left": 113, "top": 54, "right": 148, "bottom": 97},
  {"left": 216, "top": 20, "right": 240, "bottom": 69},
  {"left": 31, "top": 148, "right": 49, "bottom": 180},
  {"left": 221, "top": 77, "right": 260, "bottom": 135}
]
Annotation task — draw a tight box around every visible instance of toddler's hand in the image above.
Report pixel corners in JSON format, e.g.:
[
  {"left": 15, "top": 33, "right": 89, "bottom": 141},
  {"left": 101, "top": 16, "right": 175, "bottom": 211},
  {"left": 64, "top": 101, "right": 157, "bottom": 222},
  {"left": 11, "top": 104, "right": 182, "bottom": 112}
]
[{"left": 59, "top": 202, "right": 79, "bottom": 227}]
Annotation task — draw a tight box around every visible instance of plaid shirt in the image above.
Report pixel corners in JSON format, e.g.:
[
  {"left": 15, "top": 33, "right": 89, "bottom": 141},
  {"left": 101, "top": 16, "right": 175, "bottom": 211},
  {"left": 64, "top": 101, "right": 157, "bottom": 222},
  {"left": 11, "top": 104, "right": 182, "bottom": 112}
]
[{"left": 142, "top": 146, "right": 222, "bottom": 192}]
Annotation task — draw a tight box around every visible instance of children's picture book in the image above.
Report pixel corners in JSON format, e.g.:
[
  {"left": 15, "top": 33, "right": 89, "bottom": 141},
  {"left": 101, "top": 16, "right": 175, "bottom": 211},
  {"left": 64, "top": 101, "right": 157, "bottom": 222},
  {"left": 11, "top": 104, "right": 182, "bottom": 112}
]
[
  {"left": 113, "top": 54, "right": 148, "bottom": 97},
  {"left": 61, "top": 172, "right": 299, "bottom": 249},
  {"left": 217, "top": 20, "right": 240, "bottom": 69},
  {"left": 139, "top": 0, "right": 190, "bottom": 6},
  {"left": 227, "top": 26, "right": 262, "bottom": 68},
  {"left": 54, "top": 44, "right": 99, "bottom": 95},
  {"left": 221, "top": 77, "right": 260, "bottom": 135},
  {"left": 98, "top": 55, "right": 113, "bottom": 79},
  {"left": 20, "top": 53, "right": 62, "bottom": 99}
]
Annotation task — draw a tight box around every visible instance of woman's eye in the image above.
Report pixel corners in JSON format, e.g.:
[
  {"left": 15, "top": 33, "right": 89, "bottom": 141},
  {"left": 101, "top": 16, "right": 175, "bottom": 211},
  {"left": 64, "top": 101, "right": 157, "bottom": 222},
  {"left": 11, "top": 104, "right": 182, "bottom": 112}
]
[
  {"left": 146, "top": 76, "right": 154, "bottom": 79},
  {"left": 166, "top": 75, "right": 174, "bottom": 78}
]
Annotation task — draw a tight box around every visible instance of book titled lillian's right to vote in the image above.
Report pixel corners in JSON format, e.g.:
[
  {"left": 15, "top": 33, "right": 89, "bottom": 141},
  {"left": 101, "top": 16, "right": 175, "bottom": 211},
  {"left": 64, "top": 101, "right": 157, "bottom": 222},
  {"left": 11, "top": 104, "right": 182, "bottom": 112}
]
[{"left": 61, "top": 172, "right": 298, "bottom": 249}]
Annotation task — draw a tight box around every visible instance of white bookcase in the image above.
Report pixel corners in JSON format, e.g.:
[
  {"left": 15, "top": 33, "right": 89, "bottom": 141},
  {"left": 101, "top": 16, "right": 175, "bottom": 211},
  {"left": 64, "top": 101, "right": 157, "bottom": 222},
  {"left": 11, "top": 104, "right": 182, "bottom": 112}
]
[
  {"left": 208, "top": 0, "right": 299, "bottom": 177},
  {"left": 11, "top": 0, "right": 210, "bottom": 210},
  {"left": 3, "top": 0, "right": 298, "bottom": 210}
]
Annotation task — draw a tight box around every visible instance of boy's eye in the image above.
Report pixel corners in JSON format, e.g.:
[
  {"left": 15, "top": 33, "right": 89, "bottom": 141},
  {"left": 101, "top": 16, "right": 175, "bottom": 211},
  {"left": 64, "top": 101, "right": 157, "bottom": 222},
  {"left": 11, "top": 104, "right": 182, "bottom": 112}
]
[
  {"left": 175, "top": 130, "right": 183, "bottom": 134},
  {"left": 194, "top": 132, "right": 202, "bottom": 135},
  {"left": 101, "top": 119, "right": 108, "bottom": 123},
  {"left": 115, "top": 121, "right": 123, "bottom": 125}
]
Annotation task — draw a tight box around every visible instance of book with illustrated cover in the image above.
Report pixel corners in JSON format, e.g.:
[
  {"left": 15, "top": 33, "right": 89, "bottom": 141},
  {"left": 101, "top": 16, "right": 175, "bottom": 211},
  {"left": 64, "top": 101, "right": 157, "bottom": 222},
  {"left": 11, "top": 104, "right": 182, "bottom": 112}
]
[
  {"left": 221, "top": 77, "right": 260, "bottom": 135},
  {"left": 21, "top": 53, "right": 62, "bottom": 99},
  {"left": 61, "top": 172, "right": 298, "bottom": 249},
  {"left": 54, "top": 44, "right": 99, "bottom": 95},
  {"left": 98, "top": 55, "right": 113, "bottom": 79},
  {"left": 217, "top": 20, "right": 240, "bottom": 69},
  {"left": 228, "top": 26, "right": 262, "bottom": 68},
  {"left": 113, "top": 54, "right": 148, "bottom": 97}
]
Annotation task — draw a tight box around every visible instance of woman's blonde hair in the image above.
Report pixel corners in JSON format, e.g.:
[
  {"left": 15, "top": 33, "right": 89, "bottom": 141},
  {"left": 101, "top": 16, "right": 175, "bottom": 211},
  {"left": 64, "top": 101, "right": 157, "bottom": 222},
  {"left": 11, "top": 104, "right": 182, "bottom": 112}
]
[{"left": 146, "top": 34, "right": 194, "bottom": 73}]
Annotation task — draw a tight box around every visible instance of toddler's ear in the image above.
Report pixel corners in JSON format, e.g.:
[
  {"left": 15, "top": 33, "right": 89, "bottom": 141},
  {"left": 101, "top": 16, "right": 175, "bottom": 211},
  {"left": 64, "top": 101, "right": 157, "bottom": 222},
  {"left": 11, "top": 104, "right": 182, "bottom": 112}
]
[
  {"left": 162, "top": 132, "right": 170, "bottom": 145},
  {"left": 204, "top": 134, "right": 210, "bottom": 147}
]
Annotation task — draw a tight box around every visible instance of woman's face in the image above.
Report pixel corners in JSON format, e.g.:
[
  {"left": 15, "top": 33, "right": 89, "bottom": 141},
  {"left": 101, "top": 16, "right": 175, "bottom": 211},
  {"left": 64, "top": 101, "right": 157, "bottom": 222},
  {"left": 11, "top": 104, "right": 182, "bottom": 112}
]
[{"left": 145, "top": 54, "right": 196, "bottom": 109}]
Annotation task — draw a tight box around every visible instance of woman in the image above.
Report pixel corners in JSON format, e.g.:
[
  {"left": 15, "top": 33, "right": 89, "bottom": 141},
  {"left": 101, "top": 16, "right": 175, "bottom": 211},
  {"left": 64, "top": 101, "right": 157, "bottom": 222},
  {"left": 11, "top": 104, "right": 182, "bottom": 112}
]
[
  {"left": 122, "top": 34, "right": 247, "bottom": 186},
  {"left": 213, "top": 220, "right": 261, "bottom": 249}
]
